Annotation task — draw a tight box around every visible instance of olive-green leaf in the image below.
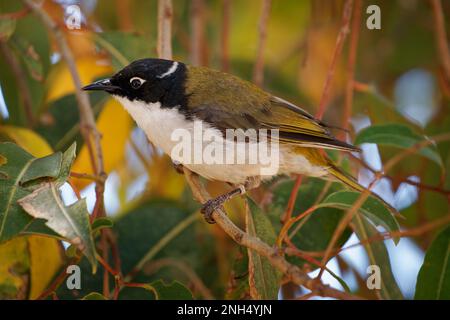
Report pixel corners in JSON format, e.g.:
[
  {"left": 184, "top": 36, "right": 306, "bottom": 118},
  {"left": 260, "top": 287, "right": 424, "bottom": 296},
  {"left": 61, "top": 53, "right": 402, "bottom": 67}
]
[
  {"left": 18, "top": 182, "right": 97, "bottom": 273},
  {"left": 125, "top": 280, "right": 193, "bottom": 300},
  {"left": 91, "top": 217, "right": 114, "bottom": 233},
  {"left": 246, "top": 197, "right": 281, "bottom": 300},
  {"left": 353, "top": 214, "right": 403, "bottom": 300},
  {"left": 148, "top": 280, "right": 193, "bottom": 300},
  {"left": 0, "top": 18, "right": 16, "bottom": 41},
  {"left": 81, "top": 292, "right": 107, "bottom": 300},
  {"left": 415, "top": 225, "right": 450, "bottom": 300},
  {"left": 355, "top": 123, "right": 443, "bottom": 167},
  {"left": 320, "top": 191, "right": 400, "bottom": 244},
  {"left": 0, "top": 142, "right": 62, "bottom": 243}
]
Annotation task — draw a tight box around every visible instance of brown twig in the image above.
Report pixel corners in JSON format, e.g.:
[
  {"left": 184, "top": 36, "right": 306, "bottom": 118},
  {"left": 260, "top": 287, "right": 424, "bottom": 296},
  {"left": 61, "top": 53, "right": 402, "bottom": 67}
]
[
  {"left": 341, "top": 0, "right": 362, "bottom": 139},
  {"left": 315, "top": 0, "right": 354, "bottom": 119},
  {"left": 430, "top": 0, "right": 450, "bottom": 82},
  {"left": 36, "top": 257, "right": 81, "bottom": 300},
  {"left": 24, "top": 0, "right": 106, "bottom": 198},
  {"left": 220, "top": 0, "right": 231, "bottom": 72},
  {"left": 252, "top": 0, "right": 271, "bottom": 87},
  {"left": 183, "top": 168, "right": 362, "bottom": 300},
  {"left": 157, "top": 0, "right": 173, "bottom": 60},
  {"left": 281, "top": 175, "right": 303, "bottom": 224},
  {"left": 350, "top": 154, "right": 450, "bottom": 196},
  {"left": 190, "top": 0, "right": 207, "bottom": 66},
  {"left": 115, "top": 0, "right": 133, "bottom": 31},
  {"left": 0, "top": 6, "right": 30, "bottom": 19},
  {"left": 317, "top": 179, "right": 377, "bottom": 279},
  {"left": 0, "top": 42, "right": 35, "bottom": 127}
]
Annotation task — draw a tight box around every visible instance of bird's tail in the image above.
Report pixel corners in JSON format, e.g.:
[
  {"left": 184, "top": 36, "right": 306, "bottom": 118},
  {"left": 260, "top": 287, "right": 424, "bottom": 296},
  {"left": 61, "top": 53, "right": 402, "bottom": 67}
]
[{"left": 325, "top": 163, "right": 399, "bottom": 217}]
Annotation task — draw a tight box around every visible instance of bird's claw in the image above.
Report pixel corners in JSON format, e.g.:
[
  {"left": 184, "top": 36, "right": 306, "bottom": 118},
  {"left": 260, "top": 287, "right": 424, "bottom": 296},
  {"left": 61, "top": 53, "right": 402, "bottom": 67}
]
[{"left": 200, "top": 198, "right": 225, "bottom": 224}]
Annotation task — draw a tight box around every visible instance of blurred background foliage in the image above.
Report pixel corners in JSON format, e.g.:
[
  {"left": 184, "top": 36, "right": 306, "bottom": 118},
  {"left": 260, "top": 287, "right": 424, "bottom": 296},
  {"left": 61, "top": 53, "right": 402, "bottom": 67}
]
[{"left": 0, "top": 0, "right": 449, "bottom": 300}]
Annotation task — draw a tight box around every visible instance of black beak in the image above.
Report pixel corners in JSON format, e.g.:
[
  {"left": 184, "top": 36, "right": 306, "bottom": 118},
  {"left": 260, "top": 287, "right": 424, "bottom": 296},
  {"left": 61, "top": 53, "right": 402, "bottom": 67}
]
[{"left": 82, "top": 78, "right": 120, "bottom": 93}]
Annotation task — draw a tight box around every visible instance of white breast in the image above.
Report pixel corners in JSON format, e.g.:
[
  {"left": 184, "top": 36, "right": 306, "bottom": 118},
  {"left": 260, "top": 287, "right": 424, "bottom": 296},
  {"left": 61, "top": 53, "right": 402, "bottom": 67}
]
[{"left": 114, "top": 96, "right": 327, "bottom": 184}]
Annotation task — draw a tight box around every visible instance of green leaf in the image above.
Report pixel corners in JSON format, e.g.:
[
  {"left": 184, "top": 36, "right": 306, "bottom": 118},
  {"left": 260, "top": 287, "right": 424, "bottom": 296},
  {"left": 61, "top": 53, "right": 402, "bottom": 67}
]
[
  {"left": 18, "top": 182, "right": 97, "bottom": 273},
  {"left": 268, "top": 179, "right": 352, "bottom": 266},
  {"left": 225, "top": 246, "right": 250, "bottom": 299},
  {"left": 353, "top": 215, "right": 403, "bottom": 300},
  {"left": 91, "top": 217, "right": 114, "bottom": 233},
  {"left": 355, "top": 123, "right": 443, "bottom": 167},
  {"left": 0, "top": 142, "right": 61, "bottom": 243},
  {"left": 320, "top": 191, "right": 400, "bottom": 243},
  {"left": 55, "top": 200, "right": 213, "bottom": 300},
  {"left": 246, "top": 198, "right": 281, "bottom": 300},
  {"left": 55, "top": 142, "right": 77, "bottom": 187},
  {"left": 0, "top": 18, "right": 16, "bottom": 41},
  {"left": 82, "top": 292, "right": 107, "bottom": 300},
  {"left": 20, "top": 152, "right": 62, "bottom": 184},
  {"left": 148, "top": 280, "right": 193, "bottom": 300},
  {"left": 415, "top": 225, "right": 450, "bottom": 300}
]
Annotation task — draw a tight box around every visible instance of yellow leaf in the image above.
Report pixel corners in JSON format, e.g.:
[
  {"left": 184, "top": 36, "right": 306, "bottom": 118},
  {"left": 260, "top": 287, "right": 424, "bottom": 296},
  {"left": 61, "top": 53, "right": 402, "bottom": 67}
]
[
  {"left": 28, "top": 236, "right": 64, "bottom": 300},
  {"left": 147, "top": 155, "right": 186, "bottom": 200},
  {"left": 0, "top": 237, "right": 30, "bottom": 299},
  {"left": 45, "top": 57, "right": 112, "bottom": 103},
  {"left": 71, "top": 99, "right": 133, "bottom": 189},
  {"left": 0, "top": 125, "right": 53, "bottom": 157}
]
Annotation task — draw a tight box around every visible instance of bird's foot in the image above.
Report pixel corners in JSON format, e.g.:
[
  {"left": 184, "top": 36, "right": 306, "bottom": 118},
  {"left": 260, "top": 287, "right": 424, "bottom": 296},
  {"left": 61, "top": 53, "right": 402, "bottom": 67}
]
[
  {"left": 200, "top": 197, "right": 227, "bottom": 224},
  {"left": 200, "top": 187, "right": 245, "bottom": 224}
]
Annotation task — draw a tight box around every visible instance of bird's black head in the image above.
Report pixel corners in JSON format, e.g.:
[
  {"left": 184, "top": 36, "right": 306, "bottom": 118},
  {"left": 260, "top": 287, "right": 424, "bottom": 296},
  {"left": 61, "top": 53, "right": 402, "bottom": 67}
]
[{"left": 83, "top": 58, "right": 187, "bottom": 108}]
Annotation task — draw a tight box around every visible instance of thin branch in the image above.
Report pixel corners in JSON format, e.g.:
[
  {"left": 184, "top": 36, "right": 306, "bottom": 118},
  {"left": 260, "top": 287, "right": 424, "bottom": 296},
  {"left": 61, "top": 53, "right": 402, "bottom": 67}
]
[
  {"left": 183, "top": 168, "right": 362, "bottom": 300},
  {"left": 0, "top": 6, "right": 30, "bottom": 19},
  {"left": 315, "top": 0, "right": 354, "bottom": 120},
  {"left": 0, "top": 42, "right": 35, "bottom": 127},
  {"left": 221, "top": 0, "right": 231, "bottom": 72},
  {"left": 317, "top": 179, "right": 376, "bottom": 279},
  {"left": 157, "top": 0, "right": 173, "bottom": 60},
  {"left": 281, "top": 175, "right": 303, "bottom": 224},
  {"left": 190, "top": 0, "right": 207, "bottom": 66},
  {"left": 115, "top": 0, "right": 133, "bottom": 31},
  {"left": 252, "top": 0, "right": 271, "bottom": 86},
  {"left": 341, "top": 0, "right": 362, "bottom": 138},
  {"left": 24, "top": 0, "right": 106, "bottom": 191},
  {"left": 430, "top": 0, "right": 450, "bottom": 82}
]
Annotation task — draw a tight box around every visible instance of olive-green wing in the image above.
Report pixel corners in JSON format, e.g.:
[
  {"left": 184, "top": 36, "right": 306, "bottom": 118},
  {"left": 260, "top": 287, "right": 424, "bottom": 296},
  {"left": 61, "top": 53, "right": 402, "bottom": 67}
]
[{"left": 185, "top": 65, "right": 359, "bottom": 152}]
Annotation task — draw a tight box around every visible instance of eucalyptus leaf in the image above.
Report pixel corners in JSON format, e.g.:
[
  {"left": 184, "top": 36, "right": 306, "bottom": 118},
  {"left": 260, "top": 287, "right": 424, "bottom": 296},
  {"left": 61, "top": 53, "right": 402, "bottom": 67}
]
[
  {"left": 415, "top": 225, "right": 450, "bottom": 300},
  {"left": 0, "top": 142, "right": 61, "bottom": 243},
  {"left": 18, "top": 182, "right": 97, "bottom": 273},
  {"left": 91, "top": 217, "right": 114, "bottom": 233},
  {"left": 246, "top": 198, "right": 281, "bottom": 300},
  {"left": 81, "top": 292, "right": 107, "bottom": 300},
  {"left": 353, "top": 215, "right": 403, "bottom": 300},
  {"left": 0, "top": 18, "right": 16, "bottom": 41},
  {"left": 355, "top": 123, "right": 443, "bottom": 167},
  {"left": 320, "top": 191, "right": 400, "bottom": 243}
]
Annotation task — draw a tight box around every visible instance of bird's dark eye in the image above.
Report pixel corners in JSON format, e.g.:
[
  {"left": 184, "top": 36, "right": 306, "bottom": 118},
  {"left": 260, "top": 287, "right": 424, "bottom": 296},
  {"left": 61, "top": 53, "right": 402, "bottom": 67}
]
[{"left": 130, "top": 77, "right": 145, "bottom": 89}]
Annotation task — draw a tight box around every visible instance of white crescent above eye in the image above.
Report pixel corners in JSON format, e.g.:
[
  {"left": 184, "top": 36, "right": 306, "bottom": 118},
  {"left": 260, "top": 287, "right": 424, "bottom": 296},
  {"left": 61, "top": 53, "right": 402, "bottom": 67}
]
[{"left": 130, "top": 77, "right": 146, "bottom": 88}]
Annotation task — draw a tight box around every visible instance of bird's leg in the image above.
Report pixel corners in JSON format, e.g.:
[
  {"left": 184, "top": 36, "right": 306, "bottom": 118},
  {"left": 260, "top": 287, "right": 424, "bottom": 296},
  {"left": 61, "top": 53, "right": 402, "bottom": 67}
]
[
  {"left": 171, "top": 160, "right": 184, "bottom": 174},
  {"left": 201, "top": 176, "right": 261, "bottom": 224}
]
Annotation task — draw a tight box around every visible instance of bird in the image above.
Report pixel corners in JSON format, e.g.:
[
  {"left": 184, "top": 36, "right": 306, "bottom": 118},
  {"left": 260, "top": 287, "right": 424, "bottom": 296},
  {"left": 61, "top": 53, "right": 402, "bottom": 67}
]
[{"left": 83, "top": 58, "right": 394, "bottom": 223}]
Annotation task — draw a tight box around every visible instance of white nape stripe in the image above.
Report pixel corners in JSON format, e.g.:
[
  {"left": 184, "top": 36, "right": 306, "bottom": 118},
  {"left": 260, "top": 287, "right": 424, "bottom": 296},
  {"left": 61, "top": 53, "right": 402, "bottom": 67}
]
[{"left": 157, "top": 61, "right": 179, "bottom": 78}]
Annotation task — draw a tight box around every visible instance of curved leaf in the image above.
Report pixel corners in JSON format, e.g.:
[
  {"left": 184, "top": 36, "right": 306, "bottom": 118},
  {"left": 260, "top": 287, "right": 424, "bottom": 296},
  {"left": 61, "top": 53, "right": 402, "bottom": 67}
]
[
  {"left": 355, "top": 124, "right": 442, "bottom": 167},
  {"left": 320, "top": 191, "right": 400, "bottom": 243},
  {"left": 18, "top": 183, "right": 97, "bottom": 273},
  {"left": 246, "top": 198, "right": 281, "bottom": 300},
  {"left": 415, "top": 225, "right": 450, "bottom": 300}
]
